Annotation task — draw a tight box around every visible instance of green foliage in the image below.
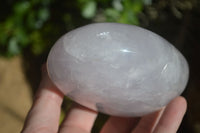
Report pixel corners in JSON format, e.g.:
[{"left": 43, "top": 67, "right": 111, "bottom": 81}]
[
  {"left": 81, "top": 1, "right": 97, "bottom": 18},
  {"left": 0, "top": 0, "right": 197, "bottom": 57},
  {"left": 104, "top": 0, "right": 144, "bottom": 25},
  {"left": 0, "top": 0, "right": 52, "bottom": 56}
]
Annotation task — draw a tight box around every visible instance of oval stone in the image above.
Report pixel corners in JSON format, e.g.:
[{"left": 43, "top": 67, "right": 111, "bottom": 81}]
[{"left": 47, "top": 23, "right": 189, "bottom": 116}]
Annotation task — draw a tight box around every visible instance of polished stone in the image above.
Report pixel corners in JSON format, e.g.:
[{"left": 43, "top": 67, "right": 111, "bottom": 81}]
[{"left": 47, "top": 23, "right": 189, "bottom": 116}]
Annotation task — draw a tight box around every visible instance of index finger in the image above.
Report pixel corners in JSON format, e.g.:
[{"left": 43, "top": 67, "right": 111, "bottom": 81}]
[{"left": 21, "top": 65, "right": 64, "bottom": 133}]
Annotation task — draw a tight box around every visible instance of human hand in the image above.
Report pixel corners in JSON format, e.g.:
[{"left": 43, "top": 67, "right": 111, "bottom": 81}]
[{"left": 21, "top": 65, "right": 187, "bottom": 133}]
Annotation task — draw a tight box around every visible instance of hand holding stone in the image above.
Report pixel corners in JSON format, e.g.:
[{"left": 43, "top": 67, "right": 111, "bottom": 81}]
[{"left": 47, "top": 23, "right": 189, "bottom": 116}]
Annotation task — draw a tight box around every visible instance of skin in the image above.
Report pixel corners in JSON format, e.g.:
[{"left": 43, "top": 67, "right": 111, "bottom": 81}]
[{"left": 21, "top": 65, "right": 187, "bottom": 133}]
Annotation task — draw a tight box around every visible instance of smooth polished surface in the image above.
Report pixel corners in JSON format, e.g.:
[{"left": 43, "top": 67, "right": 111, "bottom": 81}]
[{"left": 47, "top": 23, "right": 189, "bottom": 116}]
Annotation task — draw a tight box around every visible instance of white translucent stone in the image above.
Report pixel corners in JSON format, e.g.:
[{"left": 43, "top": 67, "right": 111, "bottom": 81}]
[{"left": 47, "top": 23, "right": 189, "bottom": 116}]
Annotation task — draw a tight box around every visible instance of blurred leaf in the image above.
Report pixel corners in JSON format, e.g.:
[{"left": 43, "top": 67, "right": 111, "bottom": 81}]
[
  {"left": 38, "top": 8, "right": 49, "bottom": 22},
  {"left": 4, "top": 18, "right": 14, "bottom": 32},
  {"left": 27, "top": 11, "right": 37, "bottom": 29},
  {"left": 105, "top": 8, "right": 120, "bottom": 21},
  {"left": 132, "top": 0, "right": 143, "bottom": 13},
  {"left": 14, "top": 1, "right": 30, "bottom": 16},
  {"left": 34, "top": 8, "right": 50, "bottom": 29},
  {"left": 0, "top": 18, "right": 14, "bottom": 46},
  {"left": 30, "top": 31, "right": 45, "bottom": 55},
  {"left": 0, "top": 24, "right": 8, "bottom": 45},
  {"left": 143, "top": 0, "right": 152, "bottom": 5},
  {"left": 112, "top": 0, "right": 123, "bottom": 11},
  {"left": 41, "top": 0, "right": 52, "bottom": 6},
  {"left": 120, "top": 11, "right": 139, "bottom": 25},
  {"left": 82, "top": 1, "right": 97, "bottom": 18},
  {"left": 8, "top": 37, "right": 20, "bottom": 55},
  {"left": 14, "top": 28, "right": 29, "bottom": 46}
]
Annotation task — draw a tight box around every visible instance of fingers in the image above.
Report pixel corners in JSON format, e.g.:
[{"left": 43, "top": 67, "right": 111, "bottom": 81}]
[
  {"left": 101, "top": 96, "right": 187, "bottom": 133},
  {"left": 153, "top": 96, "right": 187, "bottom": 133},
  {"left": 100, "top": 116, "right": 140, "bottom": 133},
  {"left": 132, "top": 109, "right": 164, "bottom": 133},
  {"left": 21, "top": 65, "right": 64, "bottom": 133},
  {"left": 59, "top": 104, "right": 98, "bottom": 133},
  {"left": 22, "top": 63, "right": 187, "bottom": 133}
]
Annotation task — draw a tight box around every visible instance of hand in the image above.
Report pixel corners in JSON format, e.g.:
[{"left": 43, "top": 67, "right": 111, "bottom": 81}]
[{"left": 21, "top": 65, "right": 187, "bottom": 133}]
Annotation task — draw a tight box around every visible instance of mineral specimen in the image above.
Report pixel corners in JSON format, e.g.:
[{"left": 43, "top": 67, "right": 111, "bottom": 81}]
[{"left": 47, "top": 23, "right": 189, "bottom": 116}]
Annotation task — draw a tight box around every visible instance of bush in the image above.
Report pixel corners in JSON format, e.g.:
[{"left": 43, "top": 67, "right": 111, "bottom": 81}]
[{"left": 0, "top": 0, "right": 197, "bottom": 57}]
